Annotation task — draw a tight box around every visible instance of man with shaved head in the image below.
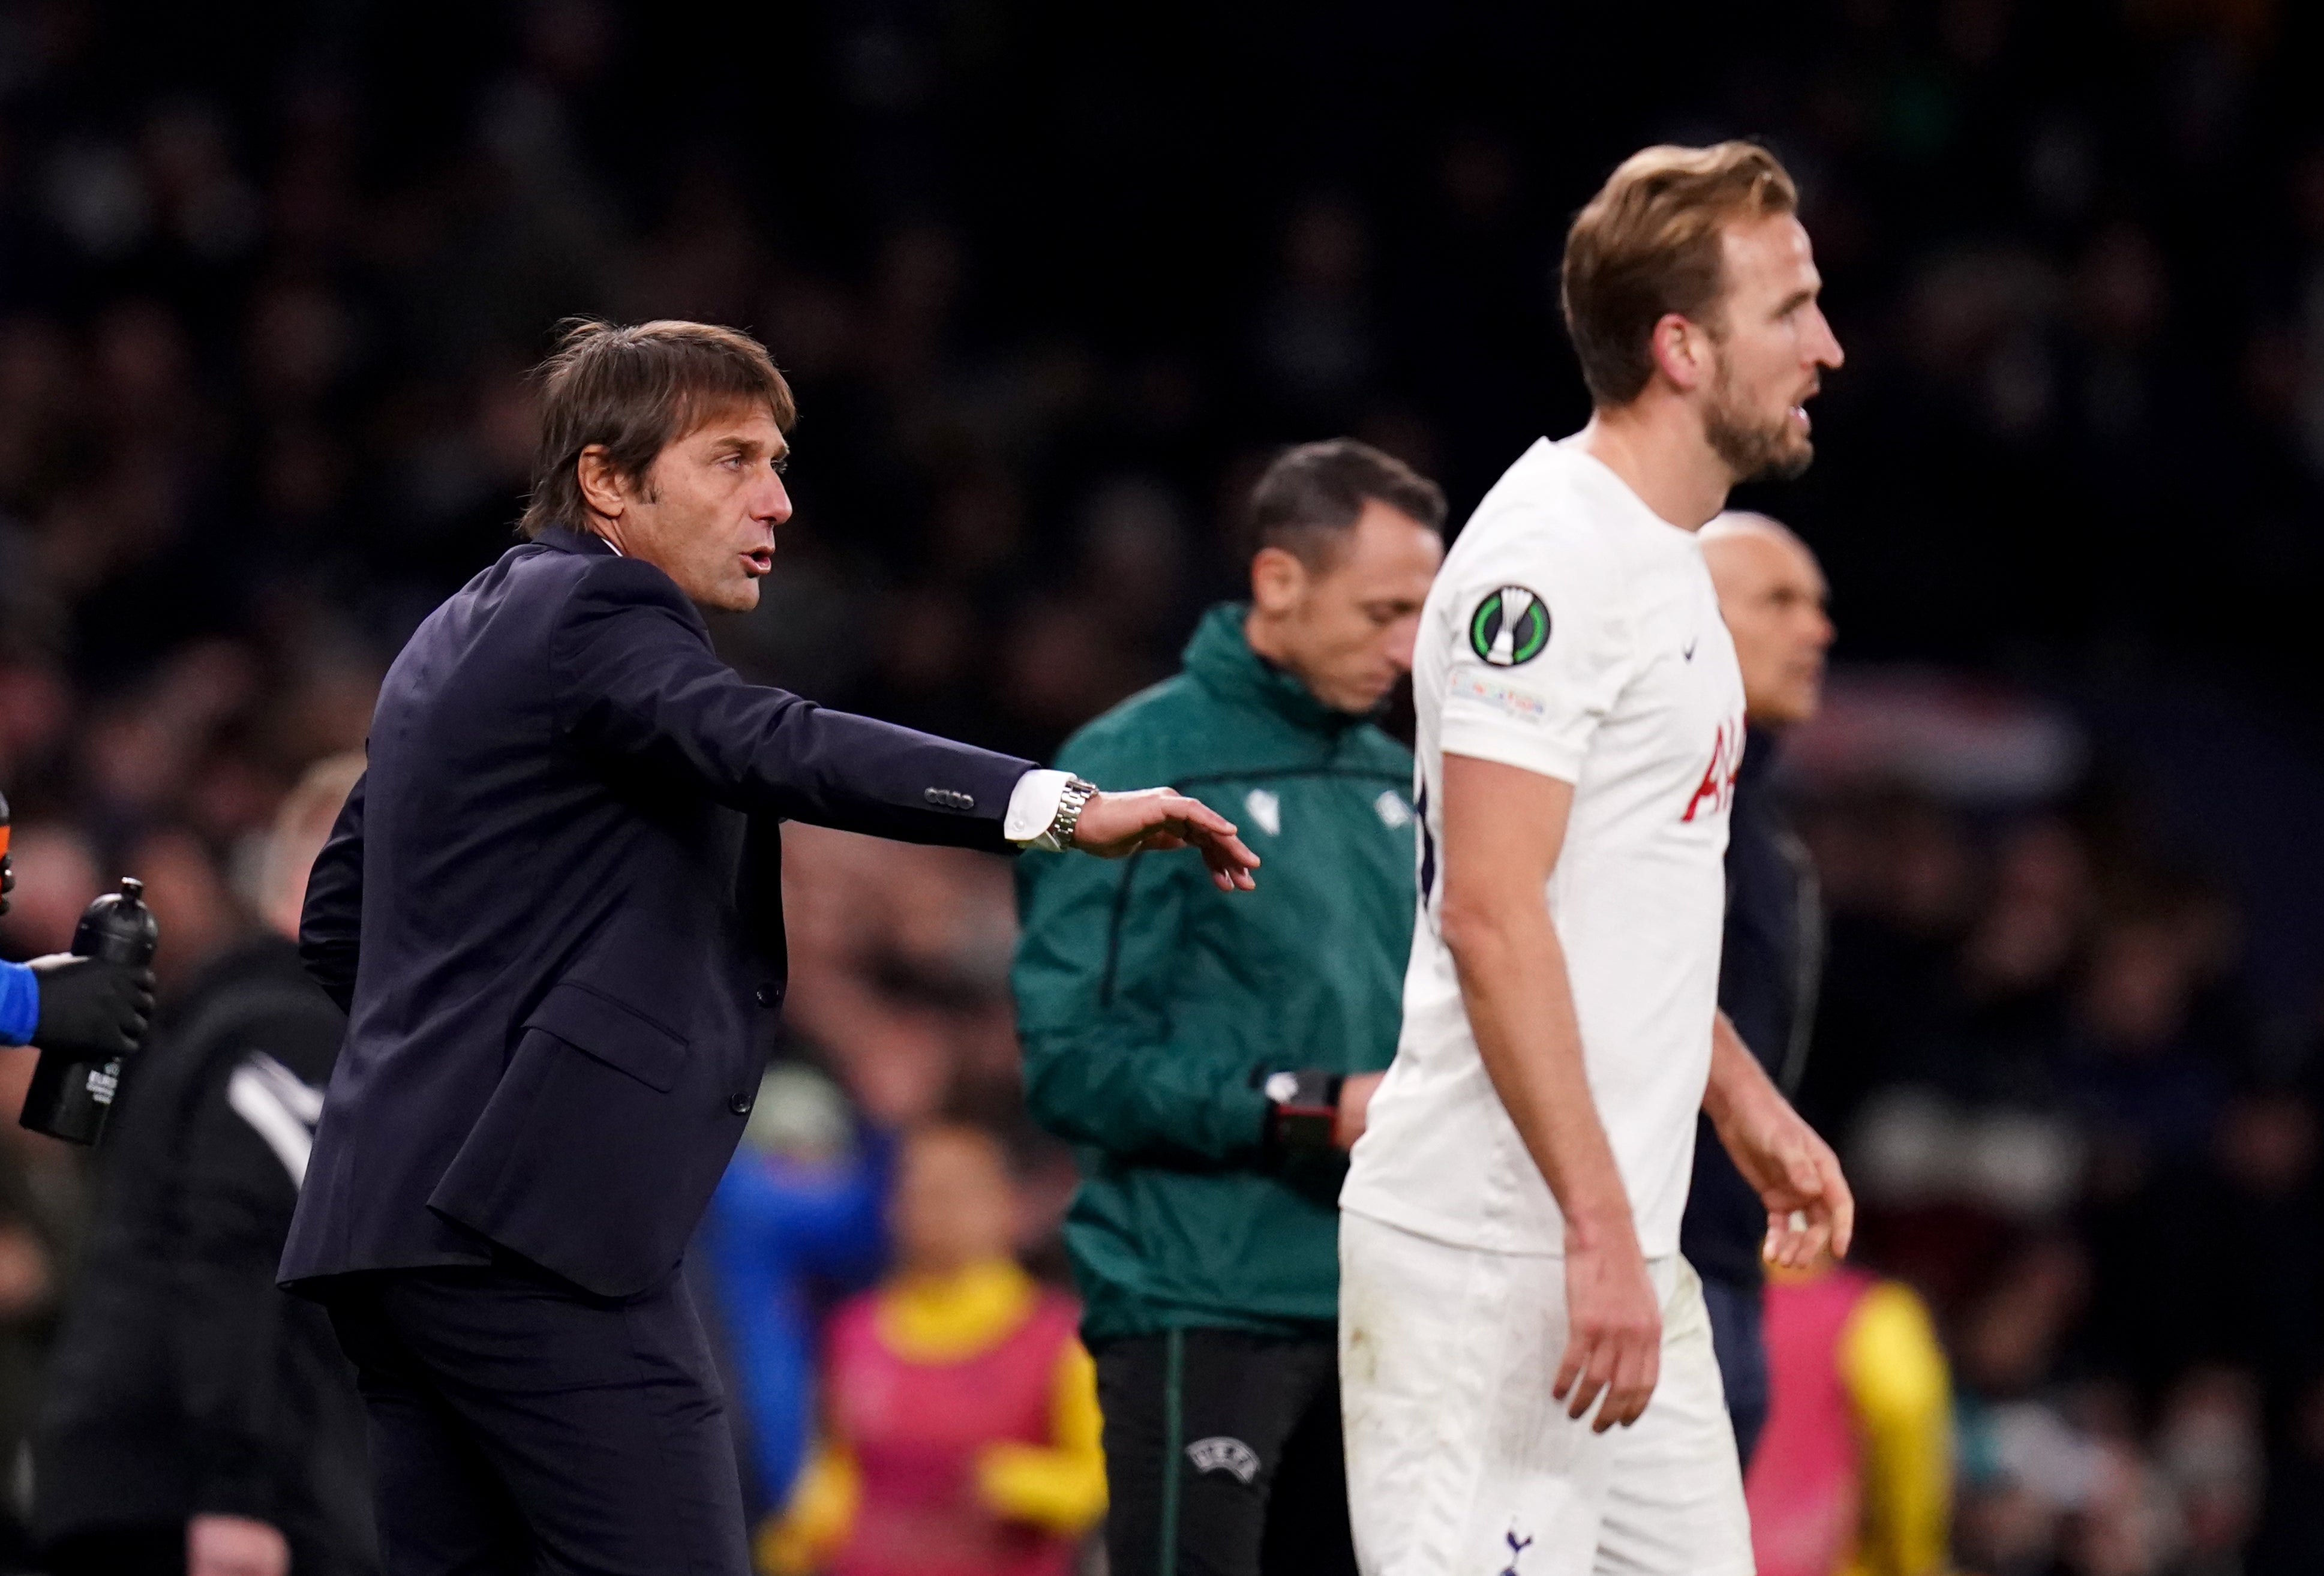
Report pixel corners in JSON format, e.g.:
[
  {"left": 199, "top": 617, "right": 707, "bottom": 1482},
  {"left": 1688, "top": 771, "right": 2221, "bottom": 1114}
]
[
  {"left": 1684, "top": 510, "right": 1834, "bottom": 1468},
  {"left": 1700, "top": 514, "right": 1832, "bottom": 730}
]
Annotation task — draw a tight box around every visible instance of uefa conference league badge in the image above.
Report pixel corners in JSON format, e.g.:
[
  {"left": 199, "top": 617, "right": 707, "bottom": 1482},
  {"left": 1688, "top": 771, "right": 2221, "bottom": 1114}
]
[{"left": 1469, "top": 586, "right": 1550, "bottom": 667}]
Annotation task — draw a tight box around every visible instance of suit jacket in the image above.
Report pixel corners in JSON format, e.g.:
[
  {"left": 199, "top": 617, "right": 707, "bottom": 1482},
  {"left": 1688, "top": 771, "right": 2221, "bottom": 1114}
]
[
  {"left": 1680, "top": 727, "right": 1824, "bottom": 1290},
  {"left": 280, "top": 526, "right": 1035, "bottom": 1298}
]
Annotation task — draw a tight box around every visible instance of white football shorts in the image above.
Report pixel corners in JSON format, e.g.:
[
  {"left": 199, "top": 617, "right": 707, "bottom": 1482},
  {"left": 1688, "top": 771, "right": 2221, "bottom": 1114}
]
[{"left": 1338, "top": 1212, "right": 1753, "bottom": 1576}]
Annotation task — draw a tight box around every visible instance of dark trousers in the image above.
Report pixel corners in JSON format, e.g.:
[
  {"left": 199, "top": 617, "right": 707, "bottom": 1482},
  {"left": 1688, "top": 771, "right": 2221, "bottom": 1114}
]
[
  {"left": 41, "top": 1521, "right": 365, "bottom": 1576},
  {"left": 320, "top": 1257, "right": 749, "bottom": 1576},
  {"left": 43, "top": 1524, "right": 182, "bottom": 1575},
  {"left": 1700, "top": 1272, "right": 1770, "bottom": 1472},
  {"left": 1094, "top": 1328, "right": 1355, "bottom": 1576}
]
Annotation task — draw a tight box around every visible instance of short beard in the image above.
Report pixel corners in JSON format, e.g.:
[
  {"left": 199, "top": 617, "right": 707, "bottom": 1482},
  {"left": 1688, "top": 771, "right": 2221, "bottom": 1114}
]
[{"left": 1703, "top": 355, "right": 1813, "bottom": 484}]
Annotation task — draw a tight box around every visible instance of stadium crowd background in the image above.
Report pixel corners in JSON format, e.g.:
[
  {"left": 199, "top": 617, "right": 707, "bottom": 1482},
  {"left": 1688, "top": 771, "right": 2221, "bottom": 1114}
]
[{"left": 1, "top": 1, "right": 2323, "bottom": 1571}]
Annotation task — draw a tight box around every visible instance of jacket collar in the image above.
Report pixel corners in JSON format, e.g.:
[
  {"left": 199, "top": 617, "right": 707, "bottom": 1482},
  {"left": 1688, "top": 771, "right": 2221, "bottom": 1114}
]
[
  {"left": 535, "top": 524, "right": 617, "bottom": 558},
  {"left": 1181, "top": 602, "right": 1353, "bottom": 736}
]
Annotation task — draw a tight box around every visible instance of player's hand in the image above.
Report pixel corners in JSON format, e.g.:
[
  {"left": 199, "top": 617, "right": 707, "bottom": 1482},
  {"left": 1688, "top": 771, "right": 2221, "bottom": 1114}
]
[
  {"left": 1554, "top": 1221, "right": 1661, "bottom": 1432},
  {"left": 1071, "top": 788, "right": 1260, "bottom": 892},
  {"left": 187, "top": 1514, "right": 290, "bottom": 1576},
  {"left": 1715, "top": 1083, "right": 1854, "bottom": 1270},
  {"left": 1334, "top": 1071, "right": 1383, "bottom": 1149}
]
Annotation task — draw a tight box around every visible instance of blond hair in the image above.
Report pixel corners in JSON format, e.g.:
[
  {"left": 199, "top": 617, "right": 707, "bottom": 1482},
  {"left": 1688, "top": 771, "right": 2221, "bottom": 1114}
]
[
  {"left": 260, "top": 751, "right": 367, "bottom": 930},
  {"left": 1560, "top": 142, "right": 1799, "bottom": 407}
]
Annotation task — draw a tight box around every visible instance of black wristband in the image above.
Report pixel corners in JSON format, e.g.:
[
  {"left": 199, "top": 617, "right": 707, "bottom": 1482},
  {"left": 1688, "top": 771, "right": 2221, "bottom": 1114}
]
[{"left": 1262, "top": 1069, "right": 1344, "bottom": 1154}]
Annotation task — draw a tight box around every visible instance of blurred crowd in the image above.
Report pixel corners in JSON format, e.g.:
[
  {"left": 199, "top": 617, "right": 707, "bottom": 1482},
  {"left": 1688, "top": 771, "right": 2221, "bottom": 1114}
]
[
  {"left": 1786, "top": 769, "right": 2324, "bottom": 1576},
  {"left": 1, "top": 0, "right": 2322, "bottom": 1572}
]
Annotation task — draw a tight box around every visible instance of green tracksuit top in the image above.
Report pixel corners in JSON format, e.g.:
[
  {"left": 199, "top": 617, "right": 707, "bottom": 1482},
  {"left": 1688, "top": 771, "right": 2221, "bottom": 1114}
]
[{"left": 1011, "top": 602, "right": 1418, "bottom": 1344}]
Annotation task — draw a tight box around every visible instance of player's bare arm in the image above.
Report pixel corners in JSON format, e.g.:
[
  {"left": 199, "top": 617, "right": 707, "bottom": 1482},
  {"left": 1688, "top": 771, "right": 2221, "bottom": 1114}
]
[
  {"left": 1702, "top": 1011, "right": 1854, "bottom": 1269},
  {"left": 1436, "top": 751, "right": 1661, "bottom": 1433}
]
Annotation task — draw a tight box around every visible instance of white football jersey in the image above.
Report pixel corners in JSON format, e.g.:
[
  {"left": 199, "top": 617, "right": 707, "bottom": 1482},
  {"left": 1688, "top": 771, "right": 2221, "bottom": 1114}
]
[{"left": 1341, "top": 436, "right": 1746, "bottom": 1258}]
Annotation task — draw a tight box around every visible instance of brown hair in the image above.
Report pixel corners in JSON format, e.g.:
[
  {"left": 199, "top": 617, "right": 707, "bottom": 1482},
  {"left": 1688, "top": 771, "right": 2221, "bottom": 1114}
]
[
  {"left": 1560, "top": 142, "right": 1800, "bottom": 408},
  {"left": 518, "top": 318, "right": 797, "bottom": 539},
  {"left": 1246, "top": 438, "right": 1446, "bottom": 569}
]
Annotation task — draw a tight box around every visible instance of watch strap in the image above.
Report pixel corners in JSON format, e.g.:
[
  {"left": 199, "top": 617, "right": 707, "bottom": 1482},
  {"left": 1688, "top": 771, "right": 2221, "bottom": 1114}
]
[
  {"left": 1262, "top": 1068, "right": 1344, "bottom": 1154},
  {"left": 1037, "top": 776, "right": 1098, "bottom": 852}
]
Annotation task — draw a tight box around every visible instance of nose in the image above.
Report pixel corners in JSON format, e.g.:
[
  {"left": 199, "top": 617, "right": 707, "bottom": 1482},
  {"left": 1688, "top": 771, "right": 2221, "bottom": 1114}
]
[
  {"left": 1809, "top": 605, "right": 1836, "bottom": 650},
  {"left": 1386, "top": 616, "right": 1422, "bottom": 674},
  {"left": 754, "top": 473, "right": 794, "bottom": 527},
  {"left": 1809, "top": 304, "right": 1845, "bottom": 371}
]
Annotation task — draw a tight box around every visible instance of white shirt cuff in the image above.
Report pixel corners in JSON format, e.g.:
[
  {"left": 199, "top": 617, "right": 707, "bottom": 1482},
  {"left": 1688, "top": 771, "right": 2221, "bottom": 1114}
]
[{"left": 1004, "top": 769, "right": 1077, "bottom": 848}]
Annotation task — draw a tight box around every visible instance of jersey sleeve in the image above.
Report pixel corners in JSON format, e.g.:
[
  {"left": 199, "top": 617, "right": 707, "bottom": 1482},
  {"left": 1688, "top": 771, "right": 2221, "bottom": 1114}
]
[
  {"left": 975, "top": 1335, "right": 1107, "bottom": 1536},
  {"left": 1837, "top": 1280, "right": 1954, "bottom": 1576},
  {"left": 171, "top": 1001, "right": 346, "bottom": 1521},
  {"left": 0, "top": 960, "right": 37, "bottom": 1046},
  {"left": 1010, "top": 725, "right": 1274, "bottom": 1165},
  {"left": 1436, "top": 511, "right": 1638, "bottom": 785}
]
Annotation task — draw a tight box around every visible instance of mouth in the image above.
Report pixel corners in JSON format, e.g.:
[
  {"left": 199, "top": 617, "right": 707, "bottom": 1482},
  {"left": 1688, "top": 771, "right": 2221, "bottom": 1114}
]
[
  {"left": 740, "top": 546, "right": 774, "bottom": 578},
  {"left": 1791, "top": 380, "right": 1822, "bottom": 433}
]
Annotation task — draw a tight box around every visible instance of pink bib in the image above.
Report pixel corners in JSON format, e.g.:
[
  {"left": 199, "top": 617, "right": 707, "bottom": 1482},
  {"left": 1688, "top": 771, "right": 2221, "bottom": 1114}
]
[
  {"left": 1745, "top": 1269, "right": 1874, "bottom": 1576},
  {"left": 826, "top": 1288, "right": 1082, "bottom": 1576}
]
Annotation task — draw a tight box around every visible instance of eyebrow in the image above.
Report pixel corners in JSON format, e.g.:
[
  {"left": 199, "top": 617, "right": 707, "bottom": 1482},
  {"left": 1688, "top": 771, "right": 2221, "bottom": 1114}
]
[{"left": 710, "top": 434, "right": 788, "bottom": 462}]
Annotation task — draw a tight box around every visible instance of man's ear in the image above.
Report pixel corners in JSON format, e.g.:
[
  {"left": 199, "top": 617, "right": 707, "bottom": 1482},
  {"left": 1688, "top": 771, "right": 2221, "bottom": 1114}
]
[
  {"left": 1648, "top": 311, "right": 1716, "bottom": 394},
  {"left": 1250, "top": 545, "right": 1309, "bottom": 615},
  {"left": 575, "top": 445, "right": 630, "bottom": 522}
]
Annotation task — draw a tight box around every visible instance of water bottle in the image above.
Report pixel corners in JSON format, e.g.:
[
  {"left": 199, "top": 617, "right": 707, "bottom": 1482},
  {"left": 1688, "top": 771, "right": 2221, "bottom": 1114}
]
[{"left": 20, "top": 878, "right": 160, "bottom": 1145}]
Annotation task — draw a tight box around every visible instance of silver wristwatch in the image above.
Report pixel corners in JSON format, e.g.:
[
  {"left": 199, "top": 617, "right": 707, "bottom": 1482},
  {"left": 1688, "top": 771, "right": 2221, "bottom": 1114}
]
[{"left": 1040, "top": 776, "right": 1099, "bottom": 852}]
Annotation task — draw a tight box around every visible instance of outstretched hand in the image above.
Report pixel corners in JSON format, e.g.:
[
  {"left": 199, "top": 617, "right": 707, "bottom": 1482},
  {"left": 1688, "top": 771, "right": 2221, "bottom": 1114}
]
[{"left": 1071, "top": 788, "right": 1260, "bottom": 892}]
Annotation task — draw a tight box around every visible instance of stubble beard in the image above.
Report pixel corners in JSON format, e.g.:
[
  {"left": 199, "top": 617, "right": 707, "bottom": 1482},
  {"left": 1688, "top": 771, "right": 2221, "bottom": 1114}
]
[{"left": 1704, "top": 355, "right": 1815, "bottom": 484}]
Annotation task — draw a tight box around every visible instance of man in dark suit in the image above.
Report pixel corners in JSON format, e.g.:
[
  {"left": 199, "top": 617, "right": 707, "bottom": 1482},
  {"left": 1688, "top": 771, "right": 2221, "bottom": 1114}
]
[
  {"left": 1680, "top": 511, "right": 1834, "bottom": 1470},
  {"left": 280, "top": 319, "right": 1258, "bottom": 1576}
]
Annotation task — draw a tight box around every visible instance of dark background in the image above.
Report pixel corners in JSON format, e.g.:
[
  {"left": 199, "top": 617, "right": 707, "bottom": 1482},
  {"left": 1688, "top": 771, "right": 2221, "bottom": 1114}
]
[{"left": 10, "top": 2, "right": 2324, "bottom": 695}]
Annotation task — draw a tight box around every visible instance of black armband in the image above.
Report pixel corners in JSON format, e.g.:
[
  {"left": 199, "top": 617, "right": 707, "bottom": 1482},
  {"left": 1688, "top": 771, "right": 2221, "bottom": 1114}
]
[{"left": 1262, "top": 1068, "right": 1344, "bottom": 1154}]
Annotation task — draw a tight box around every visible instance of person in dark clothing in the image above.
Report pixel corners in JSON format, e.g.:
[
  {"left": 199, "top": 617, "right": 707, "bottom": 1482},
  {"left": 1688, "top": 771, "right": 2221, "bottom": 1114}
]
[
  {"left": 34, "top": 753, "right": 375, "bottom": 1576},
  {"left": 281, "top": 320, "right": 1256, "bottom": 1576},
  {"left": 1682, "top": 512, "right": 1833, "bottom": 1469},
  {"left": 0, "top": 792, "right": 159, "bottom": 1075},
  {"left": 1013, "top": 440, "right": 1446, "bottom": 1576}
]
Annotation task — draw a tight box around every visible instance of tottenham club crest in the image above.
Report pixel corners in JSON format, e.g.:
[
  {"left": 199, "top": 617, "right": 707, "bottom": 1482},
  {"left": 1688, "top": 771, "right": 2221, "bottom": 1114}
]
[{"left": 1469, "top": 586, "right": 1549, "bottom": 667}]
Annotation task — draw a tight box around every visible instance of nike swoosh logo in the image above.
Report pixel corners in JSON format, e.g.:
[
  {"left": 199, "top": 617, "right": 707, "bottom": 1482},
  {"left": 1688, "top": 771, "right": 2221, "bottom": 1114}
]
[{"left": 1683, "top": 639, "right": 1698, "bottom": 661}]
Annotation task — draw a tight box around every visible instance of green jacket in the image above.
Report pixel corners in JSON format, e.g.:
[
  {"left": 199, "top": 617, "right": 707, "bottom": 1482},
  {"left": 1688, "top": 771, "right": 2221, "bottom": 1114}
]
[{"left": 1011, "top": 604, "right": 1417, "bottom": 1344}]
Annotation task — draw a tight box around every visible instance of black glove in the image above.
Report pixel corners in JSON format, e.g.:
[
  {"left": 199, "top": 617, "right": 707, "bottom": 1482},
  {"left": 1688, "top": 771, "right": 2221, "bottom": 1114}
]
[{"left": 29, "top": 954, "right": 156, "bottom": 1058}]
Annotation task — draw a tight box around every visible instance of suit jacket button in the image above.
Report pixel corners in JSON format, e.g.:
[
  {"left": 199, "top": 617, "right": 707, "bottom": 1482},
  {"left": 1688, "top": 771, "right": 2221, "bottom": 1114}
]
[
  {"left": 728, "top": 1092, "right": 753, "bottom": 1115},
  {"left": 755, "top": 984, "right": 780, "bottom": 1007}
]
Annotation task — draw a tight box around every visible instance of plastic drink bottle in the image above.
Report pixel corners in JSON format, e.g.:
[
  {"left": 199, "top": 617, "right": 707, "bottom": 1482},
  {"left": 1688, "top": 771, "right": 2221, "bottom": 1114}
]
[{"left": 20, "top": 878, "right": 159, "bottom": 1145}]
